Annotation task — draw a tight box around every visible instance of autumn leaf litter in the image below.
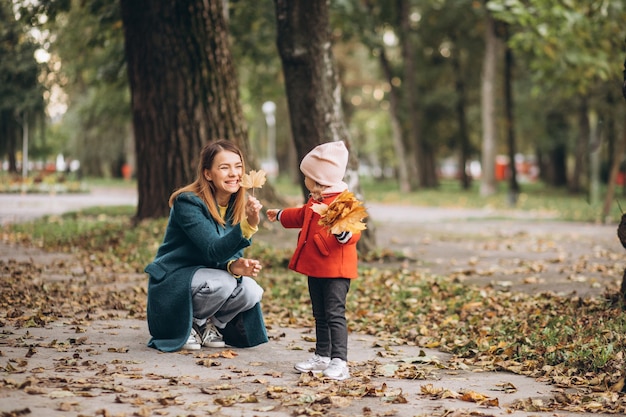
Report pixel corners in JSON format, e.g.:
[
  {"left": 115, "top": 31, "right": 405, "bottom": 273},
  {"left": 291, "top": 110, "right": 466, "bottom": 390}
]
[{"left": 1, "top": 209, "right": 626, "bottom": 416}]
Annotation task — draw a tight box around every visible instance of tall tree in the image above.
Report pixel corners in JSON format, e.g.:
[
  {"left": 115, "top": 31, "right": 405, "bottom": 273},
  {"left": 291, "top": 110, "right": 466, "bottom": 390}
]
[
  {"left": 428, "top": 0, "right": 484, "bottom": 190},
  {"left": 335, "top": 0, "right": 413, "bottom": 193},
  {"left": 480, "top": 3, "right": 498, "bottom": 196},
  {"left": 502, "top": 22, "right": 520, "bottom": 202},
  {"left": 378, "top": 47, "right": 411, "bottom": 193},
  {"left": 489, "top": 0, "right": 626, "bottom": 201},
  {"left": 450, "top": 34, "right": 472, "bottom": 190},
  {"left": 396, "top": 0, "right": 428, "bottom": 188},
  {"left": 120, "top": 0, "right": 253, "bottom": 220},
  {"left": 0, "top": 1, "right": 45, "bottom": 174},
  {"left": 48, "top": 1, "right": 131, "bottom": 178},
  {"left": 273, "top": 0, "right": 375, "bottom": 252}
]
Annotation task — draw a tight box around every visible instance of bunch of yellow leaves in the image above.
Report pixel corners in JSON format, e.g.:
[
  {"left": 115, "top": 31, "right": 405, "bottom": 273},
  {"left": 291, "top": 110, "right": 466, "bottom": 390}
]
[
  {"left": 241, "top": 169, "right": 267, "bottom": 196},
  {"left": 311, "top": 190, "right": 368, "bottom": 235}
]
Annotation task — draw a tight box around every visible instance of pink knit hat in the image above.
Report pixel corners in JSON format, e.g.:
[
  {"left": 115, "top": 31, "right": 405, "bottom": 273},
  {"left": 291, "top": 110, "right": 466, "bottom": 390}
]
[{"left": 300, "top": 141, "right": 349, "bottom": 187}]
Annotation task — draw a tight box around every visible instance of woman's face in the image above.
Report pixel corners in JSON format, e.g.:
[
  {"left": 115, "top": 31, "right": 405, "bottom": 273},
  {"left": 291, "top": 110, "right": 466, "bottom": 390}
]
[{"left": 204, "top": 150, "right": 243, "bottom": 204}]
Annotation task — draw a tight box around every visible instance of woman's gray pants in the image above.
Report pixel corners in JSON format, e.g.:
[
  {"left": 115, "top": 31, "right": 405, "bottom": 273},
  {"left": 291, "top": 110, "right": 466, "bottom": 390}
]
[{"left": 191, "top": 268, "right": 263, "bottom": 329}]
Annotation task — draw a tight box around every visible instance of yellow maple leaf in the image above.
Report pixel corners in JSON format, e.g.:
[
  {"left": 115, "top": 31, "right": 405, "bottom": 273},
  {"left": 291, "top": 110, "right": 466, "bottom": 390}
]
[
  {"left": 314, "top": 190, "right": 368, "bottom": 234},
  {"left": 241, "top": 170, "right": 267, "bottom": 196},
  {"left": 310, "top": 202, "right": 329, "bottom": 216}
]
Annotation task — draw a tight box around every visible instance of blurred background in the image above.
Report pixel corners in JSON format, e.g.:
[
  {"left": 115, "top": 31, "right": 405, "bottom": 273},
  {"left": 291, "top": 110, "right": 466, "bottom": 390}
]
[{"left": 1, "top": 0, "right": 625, "bottom": 220}]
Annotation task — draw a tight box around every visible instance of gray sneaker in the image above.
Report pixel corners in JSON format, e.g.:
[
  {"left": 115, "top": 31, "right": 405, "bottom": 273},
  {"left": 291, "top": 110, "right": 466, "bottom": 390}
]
[
  {"left": 194, "top": 322, "right": 226, "bottom": 348},
  {"left": 322, "top": 358, "right": 350, "bottom": 380},
  {"left": 294, "top": 354, "right": 331, "bottom": 373}
]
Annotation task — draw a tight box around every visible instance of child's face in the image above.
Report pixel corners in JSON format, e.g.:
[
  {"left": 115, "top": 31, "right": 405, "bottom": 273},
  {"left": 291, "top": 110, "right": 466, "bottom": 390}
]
[{"left": 304, "top": 176, "right": 319, "bottom": 193}]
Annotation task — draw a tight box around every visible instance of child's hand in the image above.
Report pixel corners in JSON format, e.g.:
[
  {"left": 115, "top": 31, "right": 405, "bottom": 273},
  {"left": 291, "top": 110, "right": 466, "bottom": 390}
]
[{"left": 266, "top": 209, "right": 279, "bottom": 222}]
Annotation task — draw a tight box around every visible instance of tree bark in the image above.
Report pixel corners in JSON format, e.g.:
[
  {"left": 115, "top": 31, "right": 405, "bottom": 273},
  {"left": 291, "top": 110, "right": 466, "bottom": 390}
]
[
  {"left": 603, "top": 113, "right": 626, "bottom": 222},
  {"left": 622, "top": 55, "right": 626, "bottom": 100},
  {"left": 274, "top": 0, "right": 376, "bottom": 252},
  {"left": 503, "top": 23, "right": 519, "bottom": 203},
  {"left": 570, "top": 97, "right": 589, "bottom": 193},
  {"left": 396, "top": 0, "right": 424, "bottom": 189},
  {"left": 543, "top": 111, "right": 568, "bottom": 186},
  {"left": 121, "top": 0, "right": 252, "bottom": 220},
  {"left": 451, "top": 43, "right": 471, "bottom": 190},
  {"left": 1, "top": 112, "right": 18, "bottom": 173},
  {"left": 379, "top": 48, "right": 411, "bottom": 193},
  {"left": 422, "top": 146, "right": 439, "bottom": 187},
  {"left": 480, "top": 6, "right": 497, "bottom": 197}
]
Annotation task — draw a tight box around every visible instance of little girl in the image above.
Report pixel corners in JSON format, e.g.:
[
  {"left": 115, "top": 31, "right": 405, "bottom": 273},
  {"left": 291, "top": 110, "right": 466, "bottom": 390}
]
[{"left": 267, "top": 141, "right": 360, "bottom": 380}]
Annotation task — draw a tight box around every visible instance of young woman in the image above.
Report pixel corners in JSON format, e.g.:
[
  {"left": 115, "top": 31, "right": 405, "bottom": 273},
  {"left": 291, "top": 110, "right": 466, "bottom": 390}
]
[{"left": 145, "top": 140, "right": 264, "bottom": 352}]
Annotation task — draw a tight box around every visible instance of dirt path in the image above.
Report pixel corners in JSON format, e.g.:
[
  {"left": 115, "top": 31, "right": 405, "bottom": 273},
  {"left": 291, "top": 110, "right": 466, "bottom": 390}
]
[{"left": 373, "top": 216, "right": 623, "bottom": 298}]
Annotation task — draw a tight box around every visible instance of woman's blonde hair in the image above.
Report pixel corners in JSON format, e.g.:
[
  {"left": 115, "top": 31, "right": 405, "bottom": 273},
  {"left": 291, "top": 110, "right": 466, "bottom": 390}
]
[{"left": 169, "top": 140, "right": 246, "bottom": 226}]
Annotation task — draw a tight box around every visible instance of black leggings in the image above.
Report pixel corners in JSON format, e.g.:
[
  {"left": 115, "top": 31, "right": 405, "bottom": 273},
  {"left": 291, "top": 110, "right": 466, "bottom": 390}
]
[{"left": 307, "top": 276, "right": 351, "bottom": 361}]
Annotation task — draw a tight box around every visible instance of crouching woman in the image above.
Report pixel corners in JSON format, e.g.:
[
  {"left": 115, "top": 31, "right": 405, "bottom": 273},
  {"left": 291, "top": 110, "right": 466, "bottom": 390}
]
[{"left": 145, "top": 140, "right": 266, "bottom": 352}]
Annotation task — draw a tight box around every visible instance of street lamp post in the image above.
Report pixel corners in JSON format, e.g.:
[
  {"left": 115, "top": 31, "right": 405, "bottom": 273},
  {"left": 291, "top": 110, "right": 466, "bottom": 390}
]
[{"left": 261, "top": 101, "right": 278, "bottom": 178}]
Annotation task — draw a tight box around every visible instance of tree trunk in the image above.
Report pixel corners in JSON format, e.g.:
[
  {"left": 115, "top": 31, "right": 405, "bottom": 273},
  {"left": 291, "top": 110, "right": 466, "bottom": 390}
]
[
  {"left": 570, "top": 97, "right": 589, "bottom": 193},
  {"left": 274, "top": 0, "right": 376, "bottom": 253},
  {"left": 1, "top": 112, "right": 18, "bottom": 173},
  {"left": 603, "top": 113, "right": 626, "bottom": 222},
  {"left": 622, "top": 55, "right": 626, "bottom": 100},
  {"left": 480, "top": 7, "right": 497, "bottom": 197},
  {"left": 121, "top": 0, "right": 251, "bottom": 220},
  {"left": 451, "top": 44, "right": 471, "bottom": 190},
  {"left": 545, "top": 146, "right": 568, "bottom": 187},
  {"left": 503, "top": 23, "right": 519, "bottom": 204},
  {"left": 543, "top": 111, "right": 569, "bottom": 186},
  {"left": 588, "top": 109, "right": 601, "bottom": 207},
  {"left": 379, "top": 48, "right": 411, "bottom": 193},
  {"left": 397, "top": 0, "right": 424, "bottom": 189},
  {"left": 10, "top": 118, "right": 18, "bottom": 174},
  {"left": 422, "top": 146, "right": 439, "bottom": 187}
]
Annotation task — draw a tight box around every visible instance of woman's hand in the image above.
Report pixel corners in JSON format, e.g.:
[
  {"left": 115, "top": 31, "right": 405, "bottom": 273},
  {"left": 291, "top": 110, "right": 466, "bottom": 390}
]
[
  {"left": 231, "top": 258, "right": 262, "bottom": 277},
  {"left": 266, "top": 209, "right": 279, "bottom": 222},
  {"left": 245, "top": 195, "right": 263, "bottom": 228}
]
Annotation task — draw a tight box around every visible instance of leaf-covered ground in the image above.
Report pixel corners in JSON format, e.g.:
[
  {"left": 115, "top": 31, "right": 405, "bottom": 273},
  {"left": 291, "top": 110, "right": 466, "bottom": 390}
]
[{"left": 1, "top": 208, "right": 626, "bottom": 415}]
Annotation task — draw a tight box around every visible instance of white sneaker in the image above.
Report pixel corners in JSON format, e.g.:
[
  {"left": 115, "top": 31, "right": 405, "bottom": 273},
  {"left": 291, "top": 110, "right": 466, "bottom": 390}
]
[
  {"left": 182, "top": 328, "right": 201, "bottom": 350},
  {"left": 294, "top": 354, "right": 331, "bottom": 373},
  {"left": 194, "top": 322, "right": 225, "bottom": 348},
  {"left": 323, "top": 358, "right": 350, "bottom": 380}
]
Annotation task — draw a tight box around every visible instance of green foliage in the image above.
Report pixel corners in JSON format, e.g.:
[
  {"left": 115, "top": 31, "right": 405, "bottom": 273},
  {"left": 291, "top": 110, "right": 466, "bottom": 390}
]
[
  {"left": 41, "top": 0, "right": 130, "bottom": 176},
  {"left": 0, "top": 1, "right": 46, "bottom": 162},
  {"left": 488, "top": 0, "right": 626, "bottom": 97},
  {"left": 6, "top": 0, "right": 626, "bottom": 203},
  {"left": 228, "top": 0, "right": 291, "bottom": 165}
]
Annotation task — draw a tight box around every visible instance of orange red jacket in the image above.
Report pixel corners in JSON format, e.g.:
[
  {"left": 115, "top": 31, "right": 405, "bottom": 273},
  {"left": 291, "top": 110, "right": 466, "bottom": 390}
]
[{"left": 278, "top": 193, "right": 361, "bottom": 279}]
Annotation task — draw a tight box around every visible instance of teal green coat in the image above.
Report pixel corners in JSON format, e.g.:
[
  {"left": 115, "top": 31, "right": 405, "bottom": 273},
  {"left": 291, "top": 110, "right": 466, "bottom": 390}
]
[{"left": 145, "top": 192, "right": 251, "bottom": 352}]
